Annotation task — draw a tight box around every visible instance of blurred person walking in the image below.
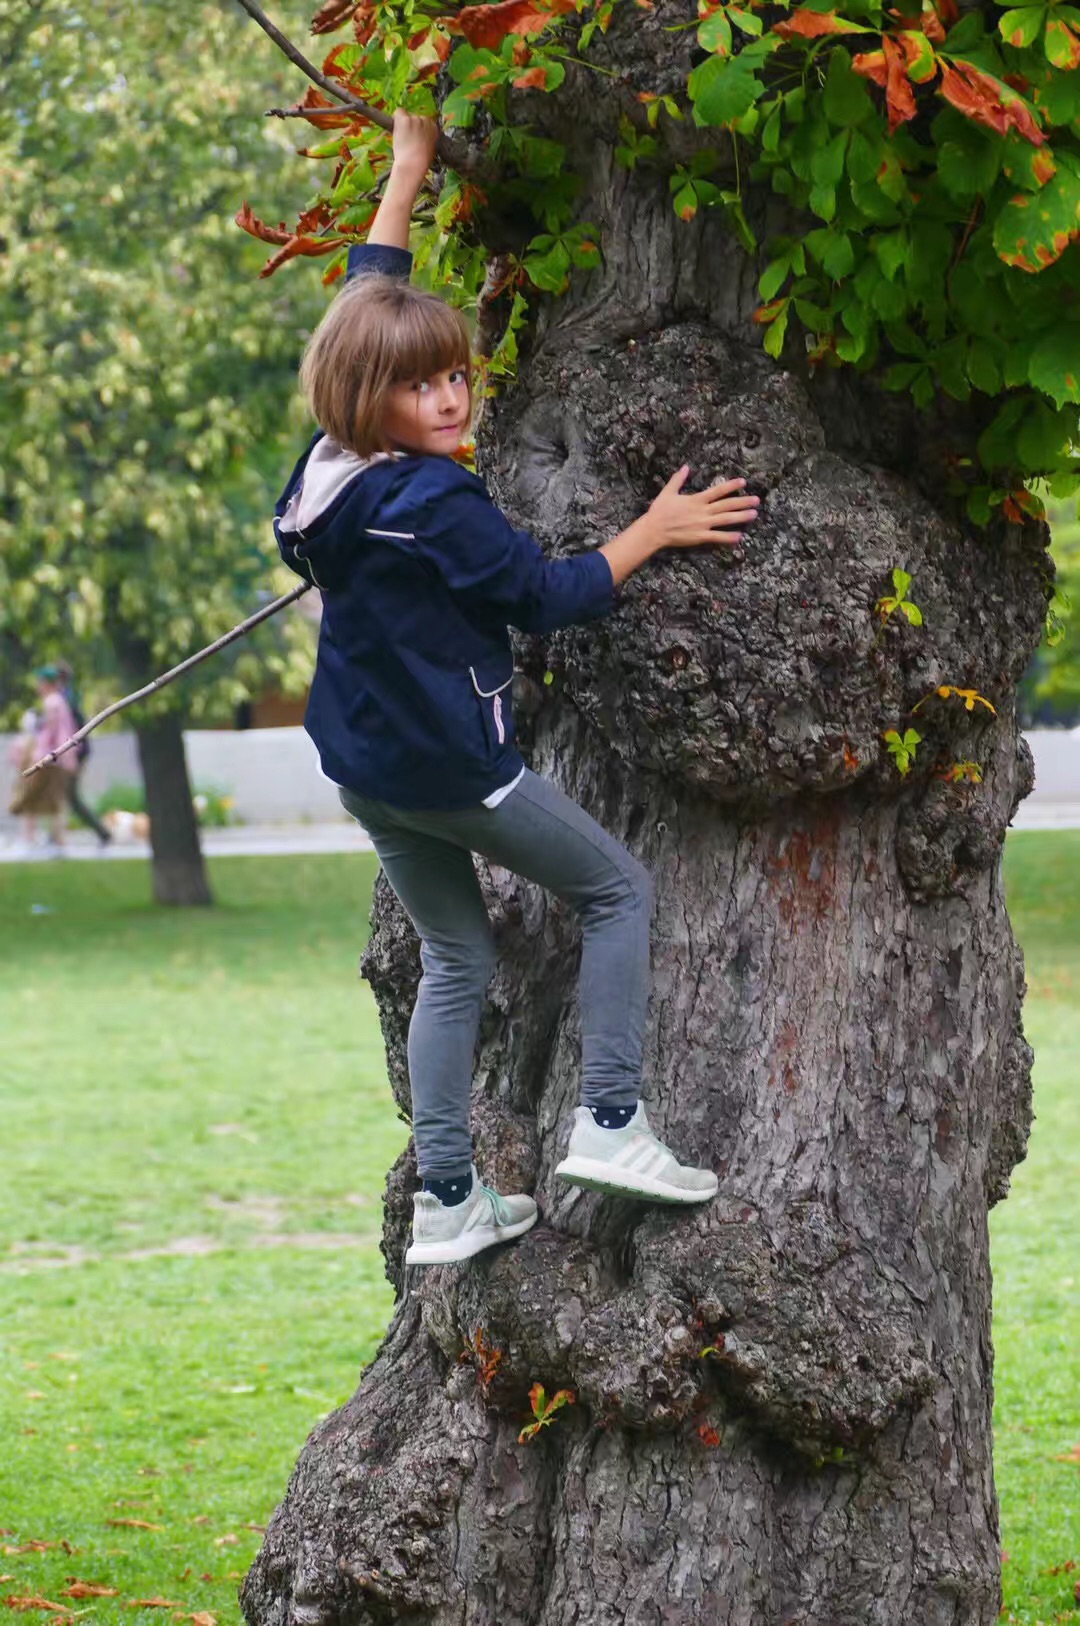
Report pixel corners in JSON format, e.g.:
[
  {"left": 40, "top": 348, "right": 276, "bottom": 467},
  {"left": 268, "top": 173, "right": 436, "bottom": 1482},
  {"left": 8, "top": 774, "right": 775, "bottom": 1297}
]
[{"left": 6, "top": 669, "right": 78, "bottom": 855}]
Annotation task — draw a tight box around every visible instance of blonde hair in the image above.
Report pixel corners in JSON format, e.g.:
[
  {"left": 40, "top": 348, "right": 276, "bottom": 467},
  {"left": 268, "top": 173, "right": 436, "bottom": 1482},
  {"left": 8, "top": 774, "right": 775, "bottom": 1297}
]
[{"left": 299, "top": 274, "right": 473, "bottom": 459}]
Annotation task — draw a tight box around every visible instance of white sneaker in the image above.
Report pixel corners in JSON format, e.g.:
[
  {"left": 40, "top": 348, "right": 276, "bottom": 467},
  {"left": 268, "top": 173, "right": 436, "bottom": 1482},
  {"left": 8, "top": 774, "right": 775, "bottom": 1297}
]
[
  {"left": 404, "top": 1165, "right": 538, "bottom": 1266},
  {"left": 554, "top": 1103, "right": 718, "bottom": 1205}
]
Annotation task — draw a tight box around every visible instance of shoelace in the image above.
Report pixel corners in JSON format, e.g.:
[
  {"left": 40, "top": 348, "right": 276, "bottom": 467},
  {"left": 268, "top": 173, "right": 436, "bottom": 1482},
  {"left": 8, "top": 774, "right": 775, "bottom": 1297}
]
[{"left": 477, "top": 1182, "right": 513, "bottom": 1225}]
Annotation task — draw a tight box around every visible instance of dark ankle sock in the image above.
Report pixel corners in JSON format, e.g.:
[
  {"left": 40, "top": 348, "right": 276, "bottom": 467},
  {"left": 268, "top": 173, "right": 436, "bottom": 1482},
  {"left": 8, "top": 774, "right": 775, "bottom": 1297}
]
[
  {"left": 588, "top": 1102, "right": 638, "bottom": 1131},
  {"left": 422, "top": 1170, "right": 474, "bottom": 1206}
]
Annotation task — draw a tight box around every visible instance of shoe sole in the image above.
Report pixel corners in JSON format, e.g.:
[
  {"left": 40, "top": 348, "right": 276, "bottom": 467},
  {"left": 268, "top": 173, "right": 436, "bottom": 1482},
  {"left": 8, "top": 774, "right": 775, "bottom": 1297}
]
[
  {"left": 554, "top": 1156, "right": 718, "bottom": 1205},
  {"left": 404, "top": 1208, "right": 538, "bottom": 1267}
]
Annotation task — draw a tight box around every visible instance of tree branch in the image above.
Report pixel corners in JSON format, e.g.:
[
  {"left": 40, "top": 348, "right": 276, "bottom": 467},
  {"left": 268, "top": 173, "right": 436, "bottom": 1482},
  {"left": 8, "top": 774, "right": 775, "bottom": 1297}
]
[
  {"left": 24, "top": 581, "right": 314, "bottom": 777},
  {"left": 234, "top": 0, "right": 480, "bottom": 174}
]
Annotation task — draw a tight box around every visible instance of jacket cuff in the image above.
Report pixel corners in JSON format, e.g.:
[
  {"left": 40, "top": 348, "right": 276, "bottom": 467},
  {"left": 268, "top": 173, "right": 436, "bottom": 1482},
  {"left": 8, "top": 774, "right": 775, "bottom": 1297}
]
[
  {"left": 575, "top": 549, "right": 616, "bottom": 620},
  {"left": 346, "top": 242, "right": 414, "bottom": 282}
]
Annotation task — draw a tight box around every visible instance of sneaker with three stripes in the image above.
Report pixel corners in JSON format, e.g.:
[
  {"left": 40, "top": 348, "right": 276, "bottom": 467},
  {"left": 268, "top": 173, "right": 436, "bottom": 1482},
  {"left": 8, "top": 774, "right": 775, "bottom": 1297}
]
[{"left": 554, "top": 1102, "right": 718, "bottom": 1204}]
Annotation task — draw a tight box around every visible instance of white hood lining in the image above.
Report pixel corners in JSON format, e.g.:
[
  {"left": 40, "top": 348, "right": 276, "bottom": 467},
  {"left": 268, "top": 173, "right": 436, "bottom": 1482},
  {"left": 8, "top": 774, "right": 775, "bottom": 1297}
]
[{"left": 279, "top": 438, "right": 400, "bottom": 535}]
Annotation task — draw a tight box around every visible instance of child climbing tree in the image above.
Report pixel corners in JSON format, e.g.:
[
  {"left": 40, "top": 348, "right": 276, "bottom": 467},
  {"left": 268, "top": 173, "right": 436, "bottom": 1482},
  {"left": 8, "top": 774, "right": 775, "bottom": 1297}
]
[{"left": 236, "top": 0, "right": 1069, "bottom": 1620}]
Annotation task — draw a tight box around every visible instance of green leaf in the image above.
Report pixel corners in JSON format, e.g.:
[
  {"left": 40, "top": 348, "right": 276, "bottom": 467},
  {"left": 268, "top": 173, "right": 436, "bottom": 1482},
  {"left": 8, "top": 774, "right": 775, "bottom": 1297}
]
[
  {"left": 937, "top": 134, "right": 1002, "bottom": 199},
  {"left": 760, "top": 255, "right": 792, "bottom": 299},
  {"left": 729, "top": 4, "right": 764, "bottom": 30},
  {"left": 688, "top": 52, "right": 765, "bottom": 126},
  {"left": 763, "top": 301, "right": 790, "bottom": 357},
  {"left": 967, "top": 339, "right": 1001, "bottom": 395},
  {"left": 822, "top": 231, "right": 856, "bottom": 278},
  {"left": 809, "top": 181, "right": 837, "bottom": 221},
  {"left": 672, "top": 180, "right": 698, "bottom": 221},
  {"left": 1027, "top": 328, "right": 1080, "bottom": 406},
  {"left": 811, "top": 129, "right": 849, "bottom": 187},
  {"left": 1045, "top": 15, "right": 1080, "bottom": 66},
  {"left": 698, "top": 9, "right": 733, "bottom": 55},
  {"left": 871, "top": 230, "right": 910, "bottom": 281},
  {"left": 997, "top": 5, "right": 1045, "bottom": 47},
  {"left": 892, "top": 567, "right": 912, "bottom": 597},
  {"left": 823, "top": 46, "right": 874, "bottom": 126},
  {"left": 901, "top": 601, "right": 923, "bottom": 626},
  {"left": 994, "top": 156, "right": 1080, "bottom": 271}
]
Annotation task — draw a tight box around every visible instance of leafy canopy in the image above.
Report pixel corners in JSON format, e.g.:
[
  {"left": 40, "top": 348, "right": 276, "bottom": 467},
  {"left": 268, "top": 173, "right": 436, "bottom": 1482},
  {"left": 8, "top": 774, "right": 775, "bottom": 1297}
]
[
  {"left": 0, "top": 0, "right": 325, "bottom": 723},
  {"left": 246, "top": 0, "right": 1080, "bottom": 526}
]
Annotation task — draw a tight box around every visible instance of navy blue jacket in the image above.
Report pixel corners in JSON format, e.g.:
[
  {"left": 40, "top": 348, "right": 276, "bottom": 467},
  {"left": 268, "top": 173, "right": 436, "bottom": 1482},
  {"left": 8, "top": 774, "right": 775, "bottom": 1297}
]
[{"left": 275, "top": 242, "right": 615, "bottom": 810}]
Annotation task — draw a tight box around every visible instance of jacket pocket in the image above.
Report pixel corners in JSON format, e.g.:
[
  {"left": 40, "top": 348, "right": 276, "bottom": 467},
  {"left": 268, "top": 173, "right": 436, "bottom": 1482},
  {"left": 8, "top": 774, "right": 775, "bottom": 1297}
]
[{"left": 469, "top": 657, "right": 515, "bottom": 751}]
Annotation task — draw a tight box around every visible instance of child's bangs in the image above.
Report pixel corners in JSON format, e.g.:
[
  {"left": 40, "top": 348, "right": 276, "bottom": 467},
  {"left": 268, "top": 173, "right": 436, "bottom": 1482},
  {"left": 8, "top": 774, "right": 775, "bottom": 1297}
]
[{"left": 390, "top": 299, "right": 471, "bottom": 385}]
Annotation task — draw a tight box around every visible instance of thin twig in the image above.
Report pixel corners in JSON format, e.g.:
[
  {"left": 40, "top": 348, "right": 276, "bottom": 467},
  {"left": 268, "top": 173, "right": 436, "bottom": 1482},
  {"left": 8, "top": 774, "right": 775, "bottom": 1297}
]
[
  {"left": 24, "top": 582, "right": 313, "bottom": 777},
  {"left": 236, "top": 0, "right": 392, "bottom": 126},
  {"left": 235, "top": 0, "right": 479, "bottom": 173}
]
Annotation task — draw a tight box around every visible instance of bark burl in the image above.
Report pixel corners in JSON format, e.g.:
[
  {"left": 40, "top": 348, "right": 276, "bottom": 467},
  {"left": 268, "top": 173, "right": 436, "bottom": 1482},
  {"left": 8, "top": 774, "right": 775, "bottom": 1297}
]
[{"left": 242, "top": 8, "right": 1051, "bottom": 1621}]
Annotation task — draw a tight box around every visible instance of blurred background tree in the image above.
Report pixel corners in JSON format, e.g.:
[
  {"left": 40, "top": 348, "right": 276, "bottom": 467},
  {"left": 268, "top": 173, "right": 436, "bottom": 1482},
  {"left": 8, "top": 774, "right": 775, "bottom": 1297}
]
[{"left": 0, "top": 0, "right": 326, "bottom": 902}]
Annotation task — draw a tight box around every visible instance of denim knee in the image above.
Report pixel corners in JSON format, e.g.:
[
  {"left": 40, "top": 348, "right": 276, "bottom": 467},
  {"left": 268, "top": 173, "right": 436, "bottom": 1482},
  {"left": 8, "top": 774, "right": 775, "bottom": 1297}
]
[{"left": 418, "top": 931, "right": 497, "bottom": 997}]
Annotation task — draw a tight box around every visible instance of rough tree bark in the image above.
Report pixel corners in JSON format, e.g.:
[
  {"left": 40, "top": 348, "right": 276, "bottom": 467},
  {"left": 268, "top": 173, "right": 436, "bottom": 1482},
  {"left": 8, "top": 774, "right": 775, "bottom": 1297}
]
[
  {"left": 134, "top": 710, "right": 212, "bottom": 907},
  {"left": 241, "top": 8, "right": 1051, "bottom": 1622}
]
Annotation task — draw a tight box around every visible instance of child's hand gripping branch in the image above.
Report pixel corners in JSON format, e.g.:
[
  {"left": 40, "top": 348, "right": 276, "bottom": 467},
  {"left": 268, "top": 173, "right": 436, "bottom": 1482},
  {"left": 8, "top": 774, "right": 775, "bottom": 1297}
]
[{"left": 274, "top": 109, "right": 762, "bottom": 1268}]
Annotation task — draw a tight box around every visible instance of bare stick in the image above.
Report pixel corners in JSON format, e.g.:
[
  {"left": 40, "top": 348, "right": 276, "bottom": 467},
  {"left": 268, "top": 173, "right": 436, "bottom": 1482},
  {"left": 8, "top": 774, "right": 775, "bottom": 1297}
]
[
  {"left": 235, "top": 0, "right": 478, "bottom": 173},
  {"left": 24, "top": 581, "right": 314, "bottom": 777}
]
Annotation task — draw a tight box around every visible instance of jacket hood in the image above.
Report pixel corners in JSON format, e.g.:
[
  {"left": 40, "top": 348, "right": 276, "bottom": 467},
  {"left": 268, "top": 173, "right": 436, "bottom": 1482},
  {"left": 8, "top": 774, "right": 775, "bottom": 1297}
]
[{"left": 278, "top": 437, "right": 402, "bottom": 535}]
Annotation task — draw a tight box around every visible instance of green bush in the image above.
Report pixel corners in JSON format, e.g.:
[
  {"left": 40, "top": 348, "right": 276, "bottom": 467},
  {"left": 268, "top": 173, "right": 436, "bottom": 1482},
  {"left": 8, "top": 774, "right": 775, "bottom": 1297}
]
[{"left": 93, "top": 780, "right": 237, "bottom": 826}]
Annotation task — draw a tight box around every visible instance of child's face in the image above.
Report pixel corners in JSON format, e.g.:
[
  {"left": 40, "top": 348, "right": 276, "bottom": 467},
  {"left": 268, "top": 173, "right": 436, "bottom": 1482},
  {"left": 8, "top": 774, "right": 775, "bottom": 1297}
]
[{"left": 382, "top": 365, "right": 470, "bottom": 456}]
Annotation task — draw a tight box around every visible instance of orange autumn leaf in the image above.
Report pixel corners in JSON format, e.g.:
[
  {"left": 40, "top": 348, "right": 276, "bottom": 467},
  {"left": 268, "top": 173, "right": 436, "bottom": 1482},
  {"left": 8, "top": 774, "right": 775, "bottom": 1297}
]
[
  {"left": 938, "top": 59, "right": 1045, "bottom": 146},
  {"left": 920, "top": 6, "right": 946, "bottom": 42},
  {"left": 450, "top": 0, "right": 576, "bottom": 48},
  {"left": 279, "top": 87, "right": 358, "bottom": 130},
  {"left": 259, "top": 235, "right": 347, "bottom": 278},
  {"left": 697, "top": 1423, "right": 722, "bottom": 1447},
  {"left": 104, "top": 1519, "right": 165, "bottom": 1531},
  {"left": 882, "top": 34, "right": 918, "bottom": 130},
  {"left": 61, "top": 1584, "right": 119, "bottom": 1600},
  {"left": 513, "top": 65, "right": 551, "bottom": 88},
  {"left": 353, "top": 7, "right": 378, "bottom": 45},
  {"left": 4, "top": 1601, "right": 71, "bottom": 1615},
  {"left": 311, "top": 0, "right": 358, "bottom": 30},
  {"left": 853, "top": 48, "right": 888, "bottom": 85},
  {"left": 774, "top": 8, "right": 868, "bottom": 37},
  {"left": 189, "top": 1615, "right": 217, "bottom": 1626},
  {"left": 124, "top": 1601, "right": 183, "bottom": 1611}
]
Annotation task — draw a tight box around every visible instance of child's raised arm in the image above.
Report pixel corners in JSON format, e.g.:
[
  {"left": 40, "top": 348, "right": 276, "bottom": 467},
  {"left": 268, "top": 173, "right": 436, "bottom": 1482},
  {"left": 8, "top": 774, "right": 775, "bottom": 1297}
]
[{"left": 367, "top": 111, "right": 440, "bottom": 253}]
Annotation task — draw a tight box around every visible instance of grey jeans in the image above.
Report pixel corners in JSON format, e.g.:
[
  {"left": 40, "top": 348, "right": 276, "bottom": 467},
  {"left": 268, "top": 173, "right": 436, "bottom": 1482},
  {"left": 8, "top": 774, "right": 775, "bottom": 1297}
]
[{"left": 339, "top": 769, "right": 653, "bottom": 1179}]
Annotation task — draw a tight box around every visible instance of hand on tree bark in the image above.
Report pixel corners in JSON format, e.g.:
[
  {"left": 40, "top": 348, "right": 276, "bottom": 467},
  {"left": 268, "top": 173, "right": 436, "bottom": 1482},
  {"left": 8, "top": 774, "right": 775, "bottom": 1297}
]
[{"left": 600, "top": 470, "right": 760, "bottom": 585}]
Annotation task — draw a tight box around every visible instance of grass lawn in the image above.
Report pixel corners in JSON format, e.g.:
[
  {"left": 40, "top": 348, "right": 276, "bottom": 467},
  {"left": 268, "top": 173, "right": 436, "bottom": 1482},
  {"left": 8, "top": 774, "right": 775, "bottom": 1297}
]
[{"left": 0, "top": 837, "right": 1076, "bottom": 1625}]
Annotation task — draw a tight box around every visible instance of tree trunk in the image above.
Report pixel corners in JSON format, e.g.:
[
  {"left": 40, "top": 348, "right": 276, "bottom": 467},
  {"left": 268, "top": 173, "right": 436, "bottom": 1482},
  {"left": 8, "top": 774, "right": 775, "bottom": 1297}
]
[
  {"left": 241, "top": 10, "right": 1051, "bottom": 1623},
  {"left": 135, "top": 710, "right": 212, "bottom": 907}
]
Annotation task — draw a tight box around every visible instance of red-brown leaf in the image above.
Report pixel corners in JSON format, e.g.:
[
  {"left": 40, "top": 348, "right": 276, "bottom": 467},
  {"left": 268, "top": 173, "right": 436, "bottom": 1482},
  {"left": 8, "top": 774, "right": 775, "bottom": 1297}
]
[
  {"left": 939, "top": 59, "right": 1045, "bottom": 146},
  {"left": 235, "top": 204, "right": 292, "bottom": 246},
  {"left": 853, "top": 46, "right": 888, "bottom": 83},
  {"left": 61, "top": 1584, "right": 119, "bottom": 1599},
  {"left": 311, "top": 0, "right": 357, "bottom": 31},
  {"left": 451, "top": 0, "right": 576, "bottom": 49},
  {"left": 774, "top": 8, "right": 866, "bottom": 37},
  {"left": 882, "top": 34, "right": 918, "bottom": 129},
  {"left": 258, "top": 236, "right": 346, "bottom": 278},
  {"left": 513, "top": 65, "right": 551, "bottom": 88},
  {"left": 5, "top": 1600, "right": 71, "bottom": 1614}
]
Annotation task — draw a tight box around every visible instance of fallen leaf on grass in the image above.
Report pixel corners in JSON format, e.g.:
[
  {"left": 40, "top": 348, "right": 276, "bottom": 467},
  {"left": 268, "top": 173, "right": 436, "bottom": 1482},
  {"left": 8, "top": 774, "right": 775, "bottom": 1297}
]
[
  {"left": 61, "top": 1585, "right": 118, "bottom": 1599},
  {"left": 4, "top": 1598, "right": 71, "bottom": 1614},
  {"left": 1053, "top": 1443, "right": 1080, "bottom": 1463},
  {"left": 190, "top": 1612, "right": 217, "bottom": 1626},
  {"left": 3, "top": 1544, "right": 59, "bottom": 1557},
  {"left": 212, "top": 1537, "right": 238, "bottom": 1548},
  {"left": 244, "top": 1526, "right": 265, "bottom": 1535},
  {"left": 190, "top": 1519, "right": 210, "bottom": 1529},
  {"left": 124, "top": 1600, "right": 182, "bottom": 1610},
  {"left": 0, "top": 1579, "right": 14, "bottom": 1585},
  {"left": 104, "top": 1521, "right": 163, "bottom": 1533}
]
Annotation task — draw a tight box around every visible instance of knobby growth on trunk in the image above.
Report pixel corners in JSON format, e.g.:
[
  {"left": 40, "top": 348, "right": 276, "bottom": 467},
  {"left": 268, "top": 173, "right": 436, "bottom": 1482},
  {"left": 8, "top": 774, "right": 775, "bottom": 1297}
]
[{"left": 239, "top": 3, "right": 1056, "bottom": 1621}]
